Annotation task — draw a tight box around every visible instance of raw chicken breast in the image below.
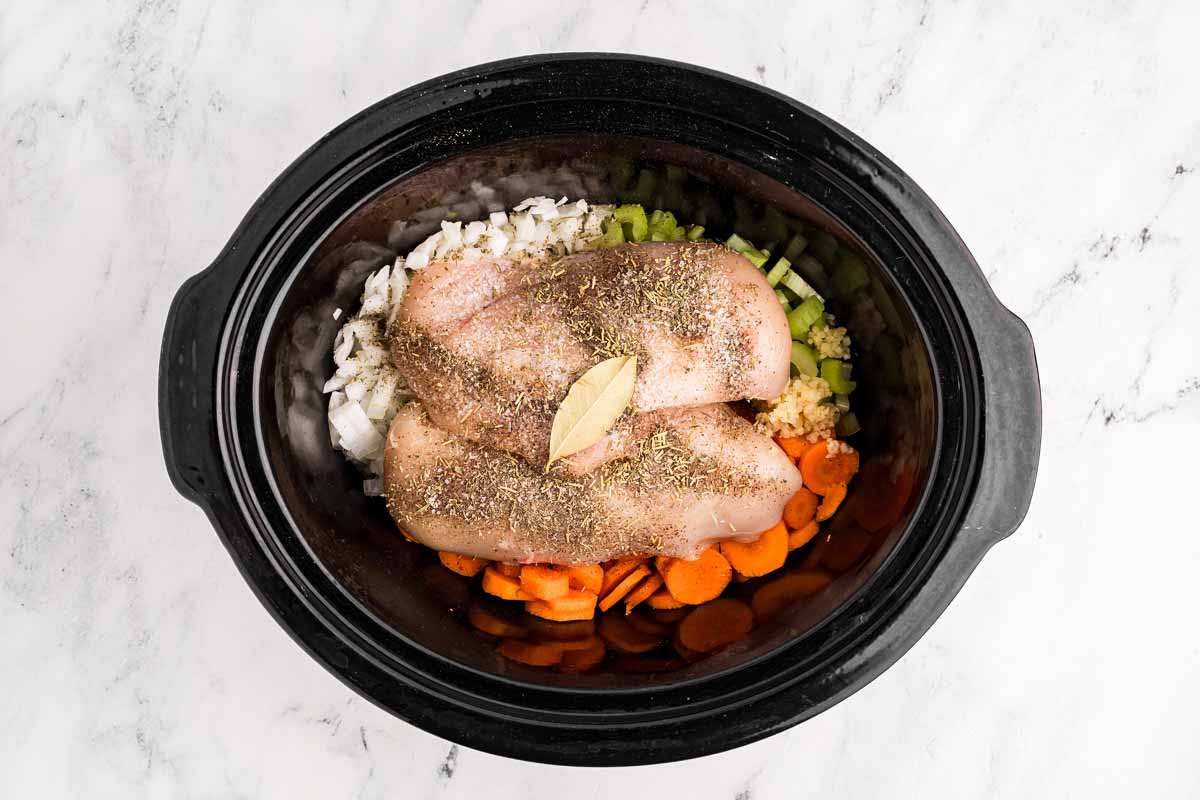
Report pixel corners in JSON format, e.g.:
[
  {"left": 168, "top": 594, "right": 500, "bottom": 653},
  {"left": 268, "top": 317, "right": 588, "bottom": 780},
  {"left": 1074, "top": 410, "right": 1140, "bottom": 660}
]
[
  {"left": 383, "top": 402, "right": 803, "bottom": 564},
  {"left": 390, "top": 241, "right": 791, "bottom": 467}
]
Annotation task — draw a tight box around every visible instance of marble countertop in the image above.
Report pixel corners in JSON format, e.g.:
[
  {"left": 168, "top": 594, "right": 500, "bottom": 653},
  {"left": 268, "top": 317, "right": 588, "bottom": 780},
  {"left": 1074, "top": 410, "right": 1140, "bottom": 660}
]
[{"left": 3, "top": 1, "right": 1198, "bottom": 797}]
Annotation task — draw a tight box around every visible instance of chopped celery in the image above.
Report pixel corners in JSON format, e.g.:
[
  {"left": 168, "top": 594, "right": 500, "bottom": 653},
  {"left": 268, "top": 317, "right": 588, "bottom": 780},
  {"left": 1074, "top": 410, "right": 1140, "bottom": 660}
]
[
  {"left": 869, "top": 279, "right": 904, "bottom": 335},
  {"left": 744, "top": 249, "right": 769, "bottom": 269},
  {"left": 781, "top": 233, "right": 809, "bottom": 262},
  {"left": 725, "top": 233, "right": 754, "bottom": 253},
  {"left": 790, "top": 341, "right": 819, "bottom": 377},
  {"left": 836, "top": 411, "right": 861, "bottom": 437},
  {"left": 613, "top": 204, "right": 648, "bottom": 243},
  {"left": 794, "top": 254, "right": 829, "bottom": 291},
  {"left": 775, "top": 289, "right": 792, "bottom": 311},
  {"left": 594, "top": 218, "right": 625, "bottom": 249},
  {"left": 648, "top": 210, "right": 679, "bottom": 241},
  {"left": 833, "top": 393, "right": 851, "bottom": 412},
  {"left": 685, "top": 224, "right": 706, "bottom": 241},
  {"left": 832, "top": 251, "right": 869, "bottom": 297},
  {"left": 787, "top": 295, "right": 824, "bottom": 338},
  {"left": 820, "top": 359, "right": 857, "bottom": 393},
  {"left": 811, "top": 230, "right": 839, "bottom": 265},
  {"left": 780, "top": 270, "right": 822, "bottom": 301},
  {"left": 765, "top": 257, "right": 792, "bottom": 287}
]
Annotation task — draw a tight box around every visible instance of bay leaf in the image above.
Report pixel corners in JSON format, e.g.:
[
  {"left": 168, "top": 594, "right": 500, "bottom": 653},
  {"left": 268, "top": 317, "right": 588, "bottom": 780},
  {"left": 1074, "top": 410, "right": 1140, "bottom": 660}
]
[{"left": 547, "top": 355, "right": 638, "bottom": 466}]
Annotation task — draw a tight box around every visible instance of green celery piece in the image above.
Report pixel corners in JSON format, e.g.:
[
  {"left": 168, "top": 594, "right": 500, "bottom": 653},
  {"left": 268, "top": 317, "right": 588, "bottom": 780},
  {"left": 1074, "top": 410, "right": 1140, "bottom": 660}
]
[
  {"left": 787, "top": 295, "right": 824, "bottom": 338},
  {"left": 669, "top": 225, "right": 687, "bottom": 242},
  {"left": 775, "top": 289, "right": 792, "bottom": 311},
  {"left": 869, "top": 279, "right": 904, "bottom": 335},
  {"left": 632, "top": 169, "right": 658, "bottom": 207},
  {"left": 811, "top": 230, "right": 840, "bottom": 265},
  {"left": 685, "top": 224, "right": 705, "bottom": 241},
  {"left": 781, "top": 233, "right": 809, "bottom": 262},
  {"left": 836, "top": 411, "right": 862, "bottom": 437},
  {"left": 780, "top": 270, "right": 822, "bottom": 301},
  {"left": 832, "top": 251, "right": 869, "bottom": 297},
  {"left": 833, "top": 393, "right": 851, "bottom": 412},
  {"left": 613, "top": 204, "right": 648, "bottom": 243},
  {"left": 593, "top": 218, "right": 625, "bottom": 249},
  {"left": 743, "top": 249, "right": 769, "bottom": 269},
  {"left": 820, "top": 359, "right": 857, "bottom": 393},
  {"left": 648, "top": 209, "right": 664, "bottom": 227},
  {"left": 647, "top": 210, "right": 678, "bottom": 240},
  {"left": 764, "top": 206, "right": 790, "bottom": 242},
  {"left": 790, "top": 341, "right": 819, "bottom": 377},
  {"left": 765, "top": 257, "right": 792, "bottom": 287},
  {"left": 725, "top": 232, "right": 754, "bottom": 253},
  {"left": 794, "top": 253, "right": 829, "bottom": 291}
]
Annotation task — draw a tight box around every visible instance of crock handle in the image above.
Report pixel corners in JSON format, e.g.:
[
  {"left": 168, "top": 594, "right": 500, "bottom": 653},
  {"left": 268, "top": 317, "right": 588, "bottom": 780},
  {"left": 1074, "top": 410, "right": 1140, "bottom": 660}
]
[
  {"left": 158, "top": 266, "right": 231, "bottom": 506},
  {"left": 963, "top": 307, "right": 1041, "bottom": 542}
]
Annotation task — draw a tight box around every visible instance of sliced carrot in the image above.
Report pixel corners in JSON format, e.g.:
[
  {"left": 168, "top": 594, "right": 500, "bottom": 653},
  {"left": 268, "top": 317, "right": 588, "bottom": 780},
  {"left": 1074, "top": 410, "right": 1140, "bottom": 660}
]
[
  {"left": 774, "top": 435, "right": 814, "bottom": 460},
  {"left": 525, "top": 590, "right": 598, "bottom": 622},
  {"left": 677, "top": 598, "right": 754, "bottom": 652},
  {"left": 598, "top": 612, "right": 664, "bottom": 653},
  {"left": 719, "top": 521, "right": 788, "bottom": 577},
  {"left": 399, "top": 528, "right": 418, "bottom": 543},
  {"left": 732, "top": 571, "right": 751, "bottom": 583},
  {"left": 672, "top": 632, "right": 705, "bottom": 662},
  {"left": 622, "top": 574, "right": 664, "bottom": 614},
  {"left": 543, "top": 634, "right": 603, "bottom": 652},
  {"left": 557, "top": 636, "right": 606, "bottom": 673},
  {"left": 466, "top": 603, "right": 526, "bottom": 637},
  {"left": 524, "top": 615, "right": 595, "bottom": 641},
  {"left": 799, "top": 440, "right": 860, "bottom": 495},
  {"left": 482, "top": 567, "right": 535, "bottom": 601},
  {"left": 783, "top": 487, "right": 819, "bottom": 529},
  {"left": 815, "top": 482, "right": 848, "bottom": 521},
  {"left": 820, "top": 527, "right": 874, "bottom": 572},
  {"left": 798, "top": 531, "right": 831, "bottom": 571},
  {"left": 646, "top": 588, "right": 686, "bottom": 610},
  {"left": 788, "top": 520, "right": 821, "bottom": 551},
  {"left": 750, "top": 572, "right": 832, "bottom": 621},
  {"left": 520, "top": 564, "right": 570, "bottom": 601},
  {"left": 495, "top": 562, "right": 522, "bottom": 577},
  {"left": 496, "top": 639, "right": 561, "bottom": 666},
  {"left": 438, "top": 551, "right": 489, "bottom": 577},
  {"left": 661, "top": 546, "right": 732, "bottom": 605},
  {"left": 567, "top": 564, "right": 604, "bottom": 594},
  {"left": 600, "top": 558, "right": 643, "bottom": 597},
  {"left": 599, "top": 565, "right": 651, "bottom": 612},
  {"left": 654, "top": 555, "right": 671, "bottom": 573}
]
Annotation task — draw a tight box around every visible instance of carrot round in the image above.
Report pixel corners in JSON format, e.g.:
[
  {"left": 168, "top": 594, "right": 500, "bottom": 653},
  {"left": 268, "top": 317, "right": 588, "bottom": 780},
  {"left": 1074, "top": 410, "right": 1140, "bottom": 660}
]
[
  {"left": 800, "top": 440, "right": 860, "bottom": 495},
  {"left": 495, "top": 562, "right": 522, "bottom": 577},
  {"left": 820, "top": 527, "right": 874, "bottom": 572},
  {"left": 520, "top": 564, "right": 570, "bottom": 601},
  {"left": 622, "top": 574, "right": 664, "bottom": 614},
  {"left": 599, "top": 565, "right": 652, "bottom": 612},
  {"left": 467, "top": 604, "right": 526, "bottom": 637},
  {"left": 600, "top": 558, "right": 643, "bottom": 597},
  {"left": 788, "top": 520, "right": 821, "bottom": 551},
  {"left": 482, "top": 567, "right": 535, "bottom": 601},
  {"left": 544, "top": 634, "right": 603, "bottom": 652},
  {"left": 783, "top": 487, "right": 819, "bottom": 529},
  {"left": 677, "top": 598, "right": 754, "bottom": 653},
  {"left": 774, "top": 435, "right": 815, "bottom": 460},
  {"left": 750, "top": 572, "right": 832, "bottom": 621},
  {"left": 816, "top": 483, "right": 848, "bottom": 521},
  {"left": 719, "top": 522, "right": 788, "bottom": 577},
  {"left": 437, "top": 551, "right": 489, "bottom": 577},
  {"left": 661, "top": 547, "right": 732, "bottom": 604},
  {"left": 526, "top": 590, "right": 598, "bottom": 622},
  {"left": 598, "top": 612, "right": 664, "bottom": 653},
  {"left": 557, "top": 636, "right": 606, "bottom": 673},
  {"left": 646, "top": 588, "right": 686, "bottom": 610},
  {"left": 624, "top": 611, "right": 670, "bottom": 636},
  {"left": 672, "top": 632, "right": 705, "bottom": 662},
  {"left": 567, "top": 564, "right": 604, "bottom": 594},
  {"left": 496, "top": 639, "right": 562, "bottom": 667}
]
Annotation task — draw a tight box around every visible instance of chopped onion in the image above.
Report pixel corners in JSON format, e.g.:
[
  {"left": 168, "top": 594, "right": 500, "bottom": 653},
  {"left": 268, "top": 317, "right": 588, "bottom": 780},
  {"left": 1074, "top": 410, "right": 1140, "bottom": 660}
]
[{"left": 329, "top": 400, "right": 384, "bottom": 459}]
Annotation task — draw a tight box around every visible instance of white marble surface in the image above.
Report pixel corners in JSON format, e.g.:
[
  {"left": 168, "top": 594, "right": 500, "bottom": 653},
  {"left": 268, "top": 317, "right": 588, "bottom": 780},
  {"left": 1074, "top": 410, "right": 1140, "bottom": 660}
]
[{"left": 2, "top": 0, "right": 1198, "bottom": 796}]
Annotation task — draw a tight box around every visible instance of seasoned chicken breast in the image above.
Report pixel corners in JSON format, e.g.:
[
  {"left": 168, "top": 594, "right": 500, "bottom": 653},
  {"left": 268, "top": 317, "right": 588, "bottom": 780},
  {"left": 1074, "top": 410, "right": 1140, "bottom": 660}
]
[
  {"left": 390, "top": 241, "right": 791, "bottom": 467},
  {"left": 383, "top": 402, "right": 803, "bottom": 564}
]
